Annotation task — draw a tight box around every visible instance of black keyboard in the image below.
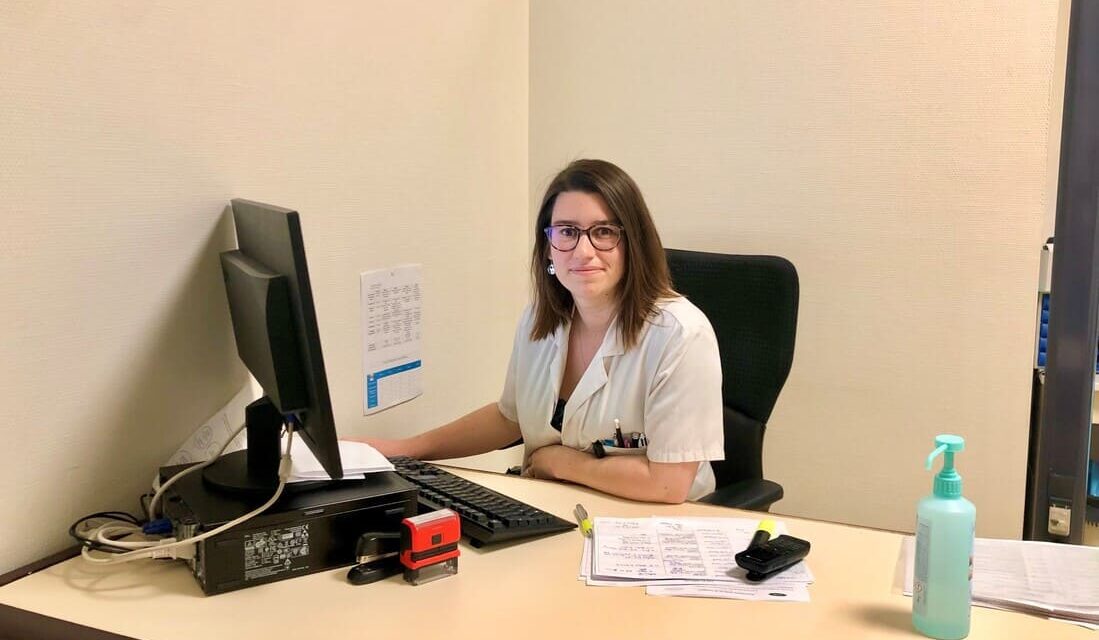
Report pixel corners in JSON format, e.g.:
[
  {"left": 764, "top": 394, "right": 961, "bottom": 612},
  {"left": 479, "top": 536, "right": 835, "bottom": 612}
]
[{"left": 389, "top": 457, "right": 576, "bottom": 547}]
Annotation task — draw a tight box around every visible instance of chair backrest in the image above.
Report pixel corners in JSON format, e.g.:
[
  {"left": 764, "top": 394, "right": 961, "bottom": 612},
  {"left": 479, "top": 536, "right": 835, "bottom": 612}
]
[{"left": 665, "top": 249, "right": 799, "bottom": 488}]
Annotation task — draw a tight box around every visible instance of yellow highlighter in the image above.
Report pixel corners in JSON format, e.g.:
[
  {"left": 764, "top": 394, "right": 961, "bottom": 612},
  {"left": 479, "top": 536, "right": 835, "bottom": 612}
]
[
  {"left": 574, "top": 504, "right": 594, "bottom": 537},
  {"left": 750, "top": 519, "right": 777, "bottom": 548}
]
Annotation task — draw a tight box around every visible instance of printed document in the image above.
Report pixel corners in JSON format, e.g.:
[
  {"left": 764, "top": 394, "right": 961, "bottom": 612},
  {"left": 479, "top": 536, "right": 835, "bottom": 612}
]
[
  {"left": 361, "top": 264, "right": 423, "bottom": 414},
  {"left": 901, "top": 536, "right": 1099, "bottom": 626},
  {"left": 581, "top": 516, "right": 813, "bottom": 601}
]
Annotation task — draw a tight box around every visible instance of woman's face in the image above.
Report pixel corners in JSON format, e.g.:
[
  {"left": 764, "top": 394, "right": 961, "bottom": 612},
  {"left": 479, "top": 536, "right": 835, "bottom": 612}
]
[{"left": 547, "top": 191, "right": 626, "bottom": 309}]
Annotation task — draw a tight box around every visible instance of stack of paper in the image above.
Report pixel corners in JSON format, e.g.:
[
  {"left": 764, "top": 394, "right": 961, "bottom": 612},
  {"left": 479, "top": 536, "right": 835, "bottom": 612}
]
[
  {"left": 901, "top": 536, "right": 1099, "bottom": 627},
  {"left": 288, "top": 439, "right": 394, "bottom": 481},
  {"left": 581, "top": 516, "right": 813, "bottom": 601}
]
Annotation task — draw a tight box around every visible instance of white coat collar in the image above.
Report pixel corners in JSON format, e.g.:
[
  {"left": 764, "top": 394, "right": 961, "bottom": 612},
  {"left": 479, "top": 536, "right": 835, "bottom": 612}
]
[{"left": 552, "top": 314, "right": 626, "bottom": 424}]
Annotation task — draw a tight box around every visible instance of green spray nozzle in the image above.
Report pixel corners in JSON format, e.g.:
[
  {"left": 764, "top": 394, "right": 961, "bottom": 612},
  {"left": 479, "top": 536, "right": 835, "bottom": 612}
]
[
  {"left": 926, "top": 434, "right": 965, "bottom": 498},
  {"left": 926, "top": 435, "right": 964, "bottom": 469}
]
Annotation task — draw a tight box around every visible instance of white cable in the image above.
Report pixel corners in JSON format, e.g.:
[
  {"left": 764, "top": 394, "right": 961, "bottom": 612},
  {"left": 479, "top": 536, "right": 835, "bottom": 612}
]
[
  {"left": 93, "top": 524, "right": 151, "bottom": 549},
  {"left": 72, "top": 519, "right": 147, "bottom": 553},
  {"left": 147, "top": 421, "right": 247, "bottom": 520},
  {"left": 83, "top": 429, "right": 295, "bottom": 566}
]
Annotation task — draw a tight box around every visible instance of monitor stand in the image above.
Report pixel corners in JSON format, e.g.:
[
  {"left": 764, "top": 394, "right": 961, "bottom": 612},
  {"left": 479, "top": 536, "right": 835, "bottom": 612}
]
[{"left": 202, "top": 396, "right": 289, "bottom": 496}]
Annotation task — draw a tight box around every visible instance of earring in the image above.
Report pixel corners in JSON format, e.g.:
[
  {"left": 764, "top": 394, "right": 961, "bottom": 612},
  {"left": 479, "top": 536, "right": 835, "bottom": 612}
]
[{"left": 547, "top": 262, "right": 556, "bottom": 276}]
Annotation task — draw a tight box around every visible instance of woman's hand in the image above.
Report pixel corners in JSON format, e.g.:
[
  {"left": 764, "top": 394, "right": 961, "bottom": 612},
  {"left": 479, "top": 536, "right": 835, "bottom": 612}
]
[{"left": 526, "top": 444, "right": 582, "bottom": 480}]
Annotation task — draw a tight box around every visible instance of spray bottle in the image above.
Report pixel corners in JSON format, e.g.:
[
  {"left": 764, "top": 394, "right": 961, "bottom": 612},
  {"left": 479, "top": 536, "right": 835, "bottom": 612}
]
[{"left": 913, "top": 435, "right": 976, "bottom": 640}]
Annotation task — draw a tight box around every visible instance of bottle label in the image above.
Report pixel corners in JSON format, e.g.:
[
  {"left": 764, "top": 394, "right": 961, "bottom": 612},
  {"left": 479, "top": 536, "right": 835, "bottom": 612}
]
[
  {"left": 913, "top": 519, "right": 931, "bottom": 616},
  {"left": 968, "top": 521, "right": 975, "bottom": 602}
]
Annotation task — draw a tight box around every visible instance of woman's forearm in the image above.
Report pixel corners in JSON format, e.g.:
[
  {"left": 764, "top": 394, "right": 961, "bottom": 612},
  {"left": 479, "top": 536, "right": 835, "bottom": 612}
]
[
  {"left": 530, "top": 446, "right": 697, "bottom": 503},
  {"left": 354, "top": 403, "right": 520, "bottom": 461},
  {"left": 409, "top": 403, "right": 521, "bottom": 460}
]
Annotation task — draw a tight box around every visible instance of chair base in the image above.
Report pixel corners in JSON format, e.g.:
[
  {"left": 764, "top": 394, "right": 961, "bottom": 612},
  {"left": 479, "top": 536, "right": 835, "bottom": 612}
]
[{"left": 698, "top": 479, "right": 783, "bottom": 512}]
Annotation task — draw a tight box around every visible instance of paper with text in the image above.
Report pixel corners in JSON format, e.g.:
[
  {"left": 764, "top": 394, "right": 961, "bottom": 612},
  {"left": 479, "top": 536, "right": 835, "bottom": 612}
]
[
  {"left": 361, "top": 264, "right": 423, "bottom": 414},
  {"left": 591, "top": 516, "right": 812, "bottom": 583},
  {"left": 646, "top": 582, "right": 811, "bottom": 602},
  {"left": 166, "top": 380, "right": 260, "bottom": 465},
  {"left": 901, "top": 536, "right": 1099, "bottom": 625}
]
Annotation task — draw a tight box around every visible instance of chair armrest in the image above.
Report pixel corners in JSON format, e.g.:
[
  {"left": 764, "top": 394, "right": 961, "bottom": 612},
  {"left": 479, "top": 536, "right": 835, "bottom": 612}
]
[{"left": 697, "top": 479, "right": 783, "bottom": 512}]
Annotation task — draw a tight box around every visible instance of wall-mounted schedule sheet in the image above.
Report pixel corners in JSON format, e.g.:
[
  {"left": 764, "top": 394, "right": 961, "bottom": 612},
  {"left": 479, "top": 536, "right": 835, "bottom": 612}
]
[{"left": 361, "top": 264, "right": 423, "bottom": 415}]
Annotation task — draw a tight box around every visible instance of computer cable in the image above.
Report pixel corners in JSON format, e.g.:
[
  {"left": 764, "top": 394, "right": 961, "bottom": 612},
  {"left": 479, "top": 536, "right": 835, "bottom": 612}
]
[
  {"left": 68, "top": 511, "right": 145, "bottom": 555},
  {"left": 146, "top": 421, "right": 247, "bottom": 520},
  {"left": 93, "top": 523, "right": 160, "bottom": 550},
  {"left": 80, "top": 427, "right": 295, "bottom": 566}
]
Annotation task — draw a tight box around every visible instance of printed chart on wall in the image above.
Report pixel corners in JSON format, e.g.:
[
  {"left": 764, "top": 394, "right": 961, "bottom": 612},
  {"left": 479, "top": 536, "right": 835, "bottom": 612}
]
[{"left": 361, "top": 264, "right": 423, "bottom": 415}]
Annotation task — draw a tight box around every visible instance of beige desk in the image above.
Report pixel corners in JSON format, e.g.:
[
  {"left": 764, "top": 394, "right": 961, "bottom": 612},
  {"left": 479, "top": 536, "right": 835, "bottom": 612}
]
[{"left": 0, "top": 468, "right": 1089, "bottom": 639}]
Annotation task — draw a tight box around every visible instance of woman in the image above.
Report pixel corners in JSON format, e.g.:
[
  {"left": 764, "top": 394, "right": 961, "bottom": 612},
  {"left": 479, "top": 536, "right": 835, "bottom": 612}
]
[{"left": 365, "top": 159, "right": 724, "bottom": 503}]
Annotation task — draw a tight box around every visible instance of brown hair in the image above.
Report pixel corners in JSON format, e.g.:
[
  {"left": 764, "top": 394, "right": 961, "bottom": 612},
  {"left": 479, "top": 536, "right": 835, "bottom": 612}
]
[{"left": 530, "top": 159, "right": 674, "bottom": 349}]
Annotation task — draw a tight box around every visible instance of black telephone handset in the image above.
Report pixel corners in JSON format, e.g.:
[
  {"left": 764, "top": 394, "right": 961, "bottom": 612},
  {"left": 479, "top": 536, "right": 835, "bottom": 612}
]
[{"left": 734, "top": 534, "right": 811, "bottom": 581}]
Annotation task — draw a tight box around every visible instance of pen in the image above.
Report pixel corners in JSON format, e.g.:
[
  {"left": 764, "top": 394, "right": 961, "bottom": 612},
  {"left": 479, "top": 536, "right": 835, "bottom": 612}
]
[
  {"left": 574, "top": 504, "right": 594, "bottom": 537},
  {"left": 750, "top": 519, "right": 776, "bottom": 549},
  {"left": 613, "top": 419, "right": 625, "bottom": 447}
]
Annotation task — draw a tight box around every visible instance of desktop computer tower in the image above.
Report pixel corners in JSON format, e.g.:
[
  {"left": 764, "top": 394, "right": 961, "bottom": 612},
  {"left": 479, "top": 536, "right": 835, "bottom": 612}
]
[{"left": 160, "top": 465, "right": 417, "bottom": 595}]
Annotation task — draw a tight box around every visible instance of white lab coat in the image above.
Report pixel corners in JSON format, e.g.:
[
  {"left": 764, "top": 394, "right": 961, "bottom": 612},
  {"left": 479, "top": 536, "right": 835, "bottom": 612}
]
[{"left": 498, "top": 297, "right": 724, "bottom": 500}]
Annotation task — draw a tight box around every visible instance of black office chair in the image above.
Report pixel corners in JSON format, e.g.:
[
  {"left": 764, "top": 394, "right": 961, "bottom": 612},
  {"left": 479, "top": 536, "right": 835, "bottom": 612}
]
[{"left": 666, "top": 248, "right": 799, "bottom": 512}]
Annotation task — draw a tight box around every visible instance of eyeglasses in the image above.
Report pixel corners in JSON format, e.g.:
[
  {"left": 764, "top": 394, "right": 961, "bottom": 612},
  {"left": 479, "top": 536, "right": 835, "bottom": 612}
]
[{"left": 543, "top": 223, "right": 624, "bottom": 251}]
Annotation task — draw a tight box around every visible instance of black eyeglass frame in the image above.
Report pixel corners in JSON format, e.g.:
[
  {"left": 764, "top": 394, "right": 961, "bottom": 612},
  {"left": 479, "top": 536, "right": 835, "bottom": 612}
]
[{"left": 543, "top": 223, "right": 625, "bottom": 252}]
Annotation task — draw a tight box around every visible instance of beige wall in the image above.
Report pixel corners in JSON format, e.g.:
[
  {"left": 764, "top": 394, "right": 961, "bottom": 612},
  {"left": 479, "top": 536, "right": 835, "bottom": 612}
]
[
  {"left": 1045, "top": 0, "right": 1072, "bottom": 239},
  {"left": 531, "top": 0, "right": 1065, "bottom": 537},
  {"left": 0, "top": 1, "right": 528, "bottom": 572}
]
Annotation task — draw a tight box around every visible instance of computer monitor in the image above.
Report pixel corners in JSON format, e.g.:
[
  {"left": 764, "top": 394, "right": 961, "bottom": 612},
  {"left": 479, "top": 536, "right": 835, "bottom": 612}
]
[{"left": 203, "top": 199, "right": 342, "bottom": 493}]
